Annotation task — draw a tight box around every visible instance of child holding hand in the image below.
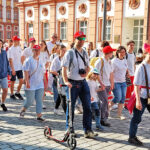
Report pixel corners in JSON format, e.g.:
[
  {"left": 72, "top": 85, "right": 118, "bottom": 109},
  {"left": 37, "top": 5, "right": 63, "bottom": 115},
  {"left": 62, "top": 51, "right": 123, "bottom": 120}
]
[{"left": 87, "top": 68, "right": 104, "bottom": 131}]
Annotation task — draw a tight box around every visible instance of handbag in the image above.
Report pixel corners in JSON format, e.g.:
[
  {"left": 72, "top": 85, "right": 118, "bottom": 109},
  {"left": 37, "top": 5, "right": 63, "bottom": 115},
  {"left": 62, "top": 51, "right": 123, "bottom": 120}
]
[
  {"left": 23, "top": 60, "right": 39, "bottom": 84},
  {"left": 127, "top": 92, "right": 136, "bottom": 114},
  {"left": 126, "top": 74, "right": 132, "bottom": 87},
  {"left": 143, "top": 64, "right": 150, "bottom": 113}
]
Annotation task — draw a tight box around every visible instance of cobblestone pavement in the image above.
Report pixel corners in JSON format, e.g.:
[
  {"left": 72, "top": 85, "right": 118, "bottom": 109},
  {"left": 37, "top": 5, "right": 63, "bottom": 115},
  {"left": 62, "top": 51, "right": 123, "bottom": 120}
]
[{"left": 0, "top": 87, "right": 150, "bottom": 150}]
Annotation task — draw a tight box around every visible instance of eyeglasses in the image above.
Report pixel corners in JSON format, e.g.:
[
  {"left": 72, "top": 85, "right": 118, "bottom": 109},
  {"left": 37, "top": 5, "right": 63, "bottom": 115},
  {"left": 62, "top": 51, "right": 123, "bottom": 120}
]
[{"left": 77, "top": 37, "right": 86, "bottom": 41}]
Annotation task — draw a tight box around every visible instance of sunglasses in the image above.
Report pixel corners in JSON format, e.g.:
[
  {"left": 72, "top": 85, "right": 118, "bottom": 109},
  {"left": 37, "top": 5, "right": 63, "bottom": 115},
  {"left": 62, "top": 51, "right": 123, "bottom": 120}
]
[{"left": 77, "top": 37, "right": 86, "bottom": 41}]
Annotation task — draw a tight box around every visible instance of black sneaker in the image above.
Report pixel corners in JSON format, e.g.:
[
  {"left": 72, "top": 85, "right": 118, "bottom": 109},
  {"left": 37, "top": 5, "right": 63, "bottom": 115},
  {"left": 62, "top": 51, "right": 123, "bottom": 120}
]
[
  {"left": 37, "top": 117, "right": 45, "bottom": 121},
  {"left": 1, "top": 104, "right": 7, "bottom": 111},
  {"left": 101, "top": 121, "right": 111, "bottom": 127},
  {"left": 10, "top": 94, "right": 17, "bottom": 100},
  {"left": 128, "top": 137, "right": 143, "bottom": 146},
  {"left": 15, "top": 93, "right": 24, "bottom": 100}
]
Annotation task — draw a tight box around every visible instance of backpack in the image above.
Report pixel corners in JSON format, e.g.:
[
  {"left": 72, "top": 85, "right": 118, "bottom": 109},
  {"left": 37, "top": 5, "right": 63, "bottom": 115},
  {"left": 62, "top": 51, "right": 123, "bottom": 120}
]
[
  {"left": 68, "top": 49, "right": 88, "bottom": 71},
  {"left": 90, "top": 57, "right": 104, "bottom": 78}
]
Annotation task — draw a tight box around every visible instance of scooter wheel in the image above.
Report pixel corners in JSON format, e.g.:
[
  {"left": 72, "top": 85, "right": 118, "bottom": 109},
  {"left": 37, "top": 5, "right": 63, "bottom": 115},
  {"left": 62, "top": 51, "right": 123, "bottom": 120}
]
[
  {"left": 44, "top": 127, "right": 52, "bottom": 138},
  {"left": 67, "top": 137, "right": 77, "bottom": 150}
]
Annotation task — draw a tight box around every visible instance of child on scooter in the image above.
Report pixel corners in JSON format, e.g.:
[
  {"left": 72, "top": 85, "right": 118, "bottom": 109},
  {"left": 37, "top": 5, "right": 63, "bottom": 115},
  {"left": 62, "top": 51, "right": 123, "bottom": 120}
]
[{"left": 87, "top": 68, "right": 104, "bottom": 131}]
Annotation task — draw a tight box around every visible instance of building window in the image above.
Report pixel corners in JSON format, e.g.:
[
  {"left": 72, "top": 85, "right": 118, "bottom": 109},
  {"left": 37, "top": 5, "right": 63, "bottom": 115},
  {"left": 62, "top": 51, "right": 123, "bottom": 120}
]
[
  {"left": 43, "top": 23, "right": 49, "bottom": 40},
  {"left": 106, "top": 20, "right": 111, "bottom": 41},
  {"left": 7, "top": 10, "right": 11, "bottom": 19},
  {"left": 7, "top": 32, "right": 11, "bottom": 39},
  {"left": 79, "top": 21, "right": 87, "bottom": 36},
  {"left": 0, "top": 31, "right": 3, "bottom": 39},
  {"left": 14, "top": 11, "right": 18, "bottom": 20},
  {"left": 28, "top": 24, "right": 33, "bottom": 39},
  {"left": 60, "top": 22, "right": 67, "bottom": 40},
  {"left": 133, "top": 19, "right": 144, "bottom": 52},
  {"left": 14, "top": 32, "right": 18, "bottom": 36}
]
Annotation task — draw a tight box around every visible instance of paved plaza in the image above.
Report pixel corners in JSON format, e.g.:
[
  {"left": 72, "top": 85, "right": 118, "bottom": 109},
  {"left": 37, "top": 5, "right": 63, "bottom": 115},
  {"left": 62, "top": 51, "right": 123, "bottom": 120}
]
[{"left": 0, "top": 87, "right": 150, "bottom": 150}]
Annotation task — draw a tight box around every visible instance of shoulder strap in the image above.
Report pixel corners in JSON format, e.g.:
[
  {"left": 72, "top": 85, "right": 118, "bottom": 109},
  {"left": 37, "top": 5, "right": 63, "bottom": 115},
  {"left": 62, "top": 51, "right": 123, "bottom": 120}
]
[
  {"left": 69, "top": 50, "right": 74, "bottom": 71},
  {"left": 96, "top": 49, "right": 99, "bottom": 57},
  {"left": 75, "top": 49, "right": 87, "bottom": 66},
  {"left": 143, "top": 64, "right": 149, "bottom": 98},
  {"left": 30, "top": 60, "right": 39, "bottom": 78}
]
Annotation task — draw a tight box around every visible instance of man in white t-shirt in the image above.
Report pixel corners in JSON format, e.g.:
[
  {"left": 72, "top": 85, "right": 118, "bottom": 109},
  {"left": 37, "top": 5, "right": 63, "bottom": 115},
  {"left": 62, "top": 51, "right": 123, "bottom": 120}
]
[
  {"left": 9, "top": 36, "right": 24, "bottom": 100},
  {"left": 62, "top": 31, "right": 99, "bottom": 138},
  {"left": 126, "top": 40, "right": 136, "bottom": 106},
  {"left": 90, "top": 41, "right": 110, "bottom": 60},
  {"left": 21, "top": 37, "right": 36, "bottom": 64},
  {"left": 47, "top": 33, "right": 58, "bottom": 54}
]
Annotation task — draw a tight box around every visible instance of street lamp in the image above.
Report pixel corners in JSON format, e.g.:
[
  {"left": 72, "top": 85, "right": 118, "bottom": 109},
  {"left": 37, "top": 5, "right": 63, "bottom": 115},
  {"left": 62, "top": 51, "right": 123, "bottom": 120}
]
[{"left": 102, "top": 0, "right": 107, "bottom": 41}]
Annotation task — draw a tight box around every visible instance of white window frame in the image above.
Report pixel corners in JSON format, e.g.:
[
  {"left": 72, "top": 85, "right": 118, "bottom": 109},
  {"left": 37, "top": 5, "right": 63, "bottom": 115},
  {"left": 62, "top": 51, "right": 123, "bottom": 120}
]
[
  {"left": 79, "top": 21, "right": 87, "bottom": 36},
  {"left": 133, "top": 19, "right": 144, "bottom": 52},
  {"left": 7, "top": 32, "right": 11, "bottom": 39},
  {"left": 106, "top": 20, "right": 111, "bottom": 41},
  {"left": 60, "top": 22, "right": 67, "bottom": 40},
  {"left": 29, "top": 24, "right": 33, "bottom": 39},
  {"left": 43, "top": 23, "right": 49, "bottom": 40}
]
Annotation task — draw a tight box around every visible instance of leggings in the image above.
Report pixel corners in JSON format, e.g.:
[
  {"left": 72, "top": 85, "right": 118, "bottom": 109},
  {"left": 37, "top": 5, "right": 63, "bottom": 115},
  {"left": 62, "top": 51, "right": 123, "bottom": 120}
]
[{"left": 55, "top": 94, "right": 67, "bottom": 113}]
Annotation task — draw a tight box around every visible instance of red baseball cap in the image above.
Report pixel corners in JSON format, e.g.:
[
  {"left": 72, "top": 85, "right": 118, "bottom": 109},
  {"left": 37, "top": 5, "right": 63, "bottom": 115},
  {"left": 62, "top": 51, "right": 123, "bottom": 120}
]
[
  {"left": 74, "top": 31, "right": 86, "bottom": 38},
  {"left": 145, "top": 47, "right": 150, "bottom": 54},
  {"left": 29, "top": 37, "right": 36, "bottom": 43},
  {"left": 12, "top": 36, "right": 21, "bottom": 41},
  {"left": 33, "top": 45, "right": 40, "bottom": 50},
  {"left": 103, "top": 46, "right": 116, "bottom": 54}
]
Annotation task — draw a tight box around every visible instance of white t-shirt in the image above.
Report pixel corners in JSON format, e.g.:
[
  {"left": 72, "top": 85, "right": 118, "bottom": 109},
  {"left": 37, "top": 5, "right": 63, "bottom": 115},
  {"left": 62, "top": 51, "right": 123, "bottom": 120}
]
[
  {"left": 90, "top": 49, "right": 103, "bottom": 60},
  {"left": 22, "top": 47, "right": 33, "bottom": 59},
  {"left": 112, "top": 58, "right": 128, "bottom": 83},
  {"left": 50, "top": 56, "right": 62, "bottom": 72},
  {"left": 134, "top": 61, "right": 150, "bottom": 99},
  {"left": 127, "top": 52, "right": 136, "bottom": 76},
  {"left": 47, "top": 41, "right": 55, "bottom": 54},
  {"left": 95, "top": 57, "right": 113, "bottom": 86},
  {"left": 62, "top": 49, "right": 89, "bottom": 81},
  {"left": 39, "top": 51, "right": 50, "bottom": 66},
  {"left": 23, "top": 57, "right": 45, "bottom": 90},
  {"left": 87, "top": 80, "right": 99, "bottom": 103},
  {"left": 49, "top": 53, "right": 58, "bottom": 63},
  {"left": 9, "top": 46, "right": 22, "bottom": 71}
]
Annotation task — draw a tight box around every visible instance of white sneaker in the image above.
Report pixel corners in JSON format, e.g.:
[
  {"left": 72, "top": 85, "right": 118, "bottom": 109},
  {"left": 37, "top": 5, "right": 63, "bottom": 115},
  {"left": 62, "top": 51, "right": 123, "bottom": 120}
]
[
  {"left": 116, "top": 115, "right": 126, "bottom": 120},
  {"left": 43, "top": 104, "right": 46, "bottom": 109},
  {"left": 54, "top": 109, "right": 62, "bottom": 115}
]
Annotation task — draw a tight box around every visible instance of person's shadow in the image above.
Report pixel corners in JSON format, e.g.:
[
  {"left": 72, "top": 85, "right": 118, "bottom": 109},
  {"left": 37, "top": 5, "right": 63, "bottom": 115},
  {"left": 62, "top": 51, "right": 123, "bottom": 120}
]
[{"left": 0, "top": 126, "right": 22, "bottom": 135}]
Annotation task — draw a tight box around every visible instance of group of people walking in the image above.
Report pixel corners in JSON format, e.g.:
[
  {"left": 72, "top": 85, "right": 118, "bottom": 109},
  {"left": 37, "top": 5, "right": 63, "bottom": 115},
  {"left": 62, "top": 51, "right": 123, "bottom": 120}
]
[{"left": 0, "top": 31, "right": 149, "bottom": 145}]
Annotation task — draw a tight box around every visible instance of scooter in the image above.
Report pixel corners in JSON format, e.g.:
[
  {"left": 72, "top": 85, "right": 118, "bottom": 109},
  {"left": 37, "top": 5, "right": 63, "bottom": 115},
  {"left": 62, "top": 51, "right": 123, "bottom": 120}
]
[{"left": 44, "top": 88, "right": 77, "bottom": 150}]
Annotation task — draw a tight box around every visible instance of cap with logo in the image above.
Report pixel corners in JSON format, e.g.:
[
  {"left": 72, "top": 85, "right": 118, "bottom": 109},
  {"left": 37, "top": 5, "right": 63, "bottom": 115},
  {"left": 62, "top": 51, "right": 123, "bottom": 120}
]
[
  {"left": 33, "top": 45, "right": 40, "bottom": 50},
  {"left": 29, "top": 37, "right": 36, "bottom": 43}
]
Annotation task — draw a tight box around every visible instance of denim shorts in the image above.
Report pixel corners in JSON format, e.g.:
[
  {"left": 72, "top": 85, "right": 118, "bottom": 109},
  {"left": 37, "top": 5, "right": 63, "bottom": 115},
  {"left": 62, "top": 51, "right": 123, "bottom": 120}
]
[
  {"left": 112, "top": 82, "right": 127, "bottom": 104},
  {"left": 0, "top": 77, "right": 8, "bottom": 89}
]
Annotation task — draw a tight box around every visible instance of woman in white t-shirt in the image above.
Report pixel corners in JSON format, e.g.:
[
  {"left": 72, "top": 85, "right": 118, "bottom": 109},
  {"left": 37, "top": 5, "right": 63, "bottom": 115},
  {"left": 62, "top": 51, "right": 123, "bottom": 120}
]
[
  {"left": 109, "top": 46, "right": 129, "bottom": 120},
  {"left": 20, "top": 45, "right": 46, "bottom": 121},
  {"left": 39, "top": 40, "right": 50, "bottom": 109}
]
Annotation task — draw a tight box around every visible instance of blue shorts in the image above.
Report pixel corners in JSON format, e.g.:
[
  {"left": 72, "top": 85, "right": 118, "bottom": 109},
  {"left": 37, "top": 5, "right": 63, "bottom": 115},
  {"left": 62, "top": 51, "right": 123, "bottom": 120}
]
[
  {"left": 112, "top": 82, "right": 127, "bottom": 104},
  {"left": 0, "top": 77, "right": 8, "bottom": 89}
]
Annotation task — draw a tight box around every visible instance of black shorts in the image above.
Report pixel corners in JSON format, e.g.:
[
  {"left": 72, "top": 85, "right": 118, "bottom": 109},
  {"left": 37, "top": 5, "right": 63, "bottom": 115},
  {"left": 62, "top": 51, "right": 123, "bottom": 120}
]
[{"left": 11, "top": 70, "right": 23, "bottom": 81}]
